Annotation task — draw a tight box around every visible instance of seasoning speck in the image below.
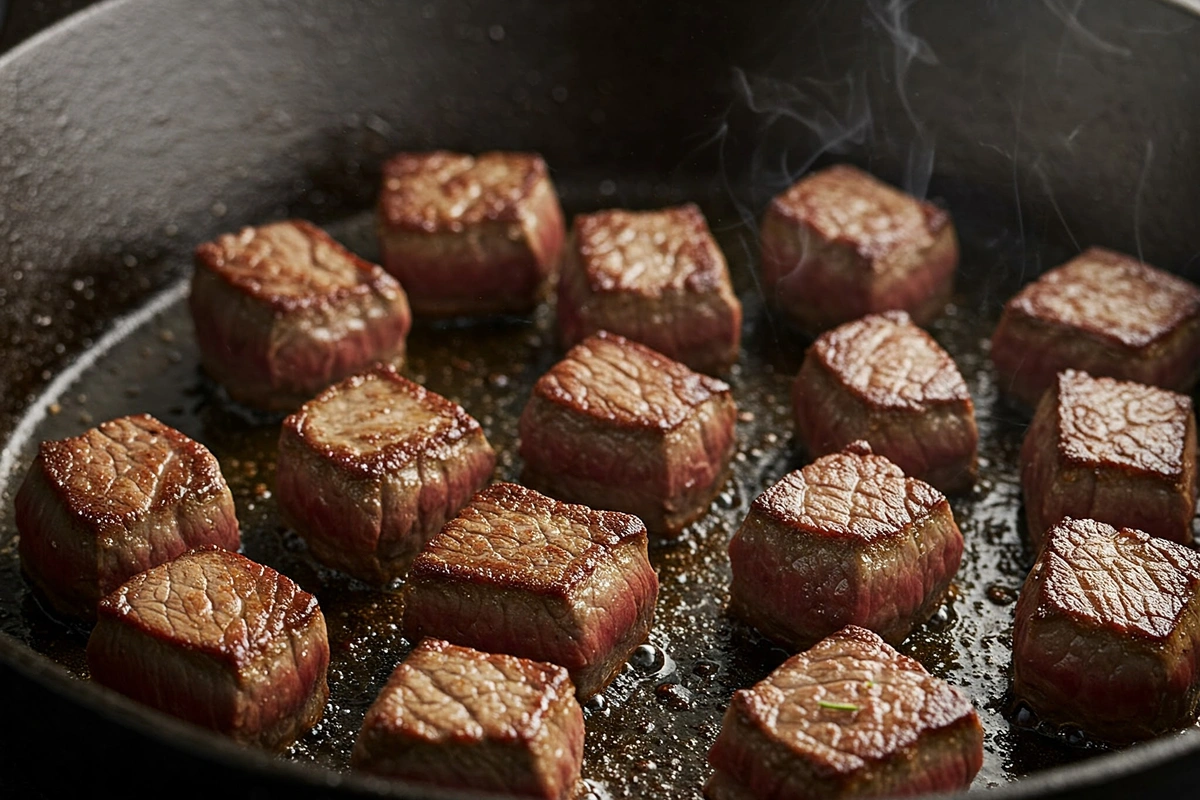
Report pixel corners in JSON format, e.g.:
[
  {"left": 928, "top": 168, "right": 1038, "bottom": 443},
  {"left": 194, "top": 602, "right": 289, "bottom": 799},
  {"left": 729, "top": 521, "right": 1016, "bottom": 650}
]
[{"left": 817, "top": 700, "right": 859, "bottom": 711}]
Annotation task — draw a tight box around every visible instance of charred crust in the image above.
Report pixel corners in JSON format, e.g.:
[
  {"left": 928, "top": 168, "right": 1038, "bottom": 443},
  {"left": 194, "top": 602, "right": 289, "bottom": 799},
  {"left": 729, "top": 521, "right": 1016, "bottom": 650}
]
[
  {"left": 729, "top": 626, "right": 978, "bottom": 771},
  {"left": 748, "top": 448, "right": 948, "bottom": 541},
  {"left": 572, "top": 204, "right": 729, "bottom": 297},
  {"left": 767, "top": 164, "right": 950, "bottom": 264},
  {"left": 378, "top": 151, "right": 548, "bottom": 231},
  {"left": 400, "top": 638, "right": 576, "bottom": 740},
  {"left": 37, "top": 413, "right": 228, "bottom": 526},
  {"left": 1051, "top": 370, "right": 1193, "bottom": 480},
  {"left": 282, "top": 363, "right": 485, "bottom": 478},
  {"left": 194, "top": 220, "right": 401, "bottom": 313},
  {"left": 531, "top": 331, "right": 732, "bottom": 432},
  {"left": 808, "top": 312, "right": 972, "bottom": 411},
  {"left": 95, "top": 547, "right": 323, "bottom": 669},
  {"left": 408, "top": 482, "right": 649, "bottom": 599},
  {"left": 1005, "top": 247, "right": 1200, "bottom": 350},
  {"left": 1035, "top": 518, "right": 1200, "bottom": 640}
]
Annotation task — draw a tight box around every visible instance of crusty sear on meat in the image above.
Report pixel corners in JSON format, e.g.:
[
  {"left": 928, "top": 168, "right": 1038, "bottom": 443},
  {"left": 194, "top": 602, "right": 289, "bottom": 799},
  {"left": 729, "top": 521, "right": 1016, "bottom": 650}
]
[
  {"left": 190, "top": 219, "right": 411, "bottom": 411},
  {"left": 729, "top": 441, "right": 964, "bottom": 650},
  {"left": 353, "top": 638, "right": 584, "bottom": 800},
  {"left": 1012, "top": 518, "right": 1200, "bottom": 744},
  {"left": 1021, "top": 370, "right": 1197, "bottom": 548},
  {"left": 793, "top": 310, "right": 978, "bottom": 493},
  {"left": 706, "top": 625, "right": 983, "bottom": 800},
  {"left": 14, "top": 413, "right": 240, "bottom": 619},
  {"left": 87, "top": 547, "right": 330, "bottom": 751},
  {"left": 276, "top": 364, "right": 496, "bottom": 583},
  {"left": 991, "top": 247, "right": 1200, "bottom": 406},
  {"left": 519, "top": 330, "right": 737, "bottom": 534},
  {"left": 403, "top": 482, "right": 658, "bottom": 699},
  {"left": 760, "top": 164, "right": 959, "bottom": 334},
  {"left": 377, "top": 150, "right": 565, "bottom": 317},
  {"left": 557, "top": 203, "right": 742, "bottom": 374}
]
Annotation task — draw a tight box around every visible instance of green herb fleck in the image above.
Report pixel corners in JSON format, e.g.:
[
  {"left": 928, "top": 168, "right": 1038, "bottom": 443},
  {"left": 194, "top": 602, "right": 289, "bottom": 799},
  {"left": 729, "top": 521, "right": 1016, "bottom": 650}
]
[
  {"left": 817, "top": 700, "right": 860, "bottom": 711},
  {"left": 865, "top": 680, "right": 876, "bottom": 689}
]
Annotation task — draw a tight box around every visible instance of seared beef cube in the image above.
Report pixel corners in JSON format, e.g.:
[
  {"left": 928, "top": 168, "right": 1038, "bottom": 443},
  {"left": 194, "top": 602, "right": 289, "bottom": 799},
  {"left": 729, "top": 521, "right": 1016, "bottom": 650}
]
[
  {"left": 1012, "top": 518, "right": 1200, "bottom": 743},
  {"left": 706, "top": 626, "right": 983, "bottom": 800},
  {"left": 14, "top": 414, "right": 239, "bottom": 619},
  {"left": 403, "top": 482, "right": 658, "bottom": 699},
  {"left": 1021, "top": 370, "right": 1197, "bottom": 548},
  {"left": 519, "top": 331, "right": 737, "bottom": 535},
  {"left": 353, "top": 639, "right": 584, "bottom": 799},
  {"left": 276, "top": 364, "right": 495, "bottom": 584},
  {"left": 377, "top": 151, "right": 566, "bottom": 317},
  {"left": 728, "top": 441, "right": 963, "bottom": 650},
  {"left": 191, "top": 219, "right": 411, "bottom": 411},
  {"left": 792, "top": 311, "right": 978, "bottom": 493},
  {"left": 86, "top": 547, "right": 330, "bottom": 750},
  {"left": 991, "top": 247, "right": 1200, "bottom": 407},
  {"left": 557, "top": 204, "right": 742, "bottom": 374},
  {"left": 760, "top": 164, "right": 958, "bottom": 334}
]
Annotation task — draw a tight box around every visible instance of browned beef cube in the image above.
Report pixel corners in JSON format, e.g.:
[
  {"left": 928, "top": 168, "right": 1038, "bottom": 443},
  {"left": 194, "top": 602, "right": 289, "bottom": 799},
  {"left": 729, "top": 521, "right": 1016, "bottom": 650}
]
[
  {"left": 352, "top": 639, "right": 584, "bottom": 799},
  {"left": 556, "top": 204, "right": 742, "bottom": 374},
  {"left": 760, "top": 164, "right": 958, "bottom": 334},
  {"left": 1021, "top": 370, "right": 1197, "bottom": 548},
  {"left": 275, "top": 364, "right": 496, "bottom": 584},
  {"left": 728, "top": 441, "right": 963, "bottom": 650},
  {"left": 190, "top": 219, "right": 411, "bottom": 411},
  {"left": 86, "top": 547, "right": 330, "bottom": 750},
  {"left": 792, "top": 311, "right": 978, "bottom": 494},
  {"left": 403, "top": 482, "right": 658, "bottom": 699},
  {"left": 1012, "top": 518, "right": 1200, "bottom": 744},
  {"left": 377, "top": 151, "right": 566, "bottom": 317},
  {"left": 706, "top": 626, "right": 983, "bottom": 800},
  {"left": 991, "top": 247, "right": 1200, "bottom": 407},
  {"left": 14, "top": 414, "right": 240, "bottom": 619},
  {"left": 519, "top": 331, "right": 737, "bottom": 535}
]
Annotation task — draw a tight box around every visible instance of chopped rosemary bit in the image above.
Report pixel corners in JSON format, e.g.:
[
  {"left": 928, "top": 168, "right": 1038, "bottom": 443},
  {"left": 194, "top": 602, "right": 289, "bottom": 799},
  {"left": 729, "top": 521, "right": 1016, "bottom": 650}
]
[{"left": 817, "top": 700, "right": 860, "bottom": 711}]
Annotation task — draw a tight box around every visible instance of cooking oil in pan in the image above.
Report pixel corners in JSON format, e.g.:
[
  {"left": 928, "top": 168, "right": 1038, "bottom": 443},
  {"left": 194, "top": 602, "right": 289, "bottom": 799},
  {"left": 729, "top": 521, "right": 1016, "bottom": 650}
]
[{"left": 0, "top": 177, "right": 1193, "bottom": 797}]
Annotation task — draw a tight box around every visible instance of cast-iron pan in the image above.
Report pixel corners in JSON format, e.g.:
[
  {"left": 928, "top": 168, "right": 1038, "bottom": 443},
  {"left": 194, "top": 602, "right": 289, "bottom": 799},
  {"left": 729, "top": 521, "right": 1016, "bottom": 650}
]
[{"left": 1, "top": 1, "right": 1199, "bottom": 797}]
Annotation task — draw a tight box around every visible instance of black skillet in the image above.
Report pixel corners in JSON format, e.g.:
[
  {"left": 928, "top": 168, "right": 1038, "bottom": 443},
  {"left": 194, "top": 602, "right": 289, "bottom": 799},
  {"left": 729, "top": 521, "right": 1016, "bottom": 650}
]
[{"left": 1, "top": 1, "right": 1199, "bottom": 797}]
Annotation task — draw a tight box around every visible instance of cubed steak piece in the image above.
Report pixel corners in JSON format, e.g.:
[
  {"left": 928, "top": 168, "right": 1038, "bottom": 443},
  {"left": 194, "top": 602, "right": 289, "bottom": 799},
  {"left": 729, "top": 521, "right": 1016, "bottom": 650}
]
[
  {"left": 190, "top": 219, "right": 411, "bottom": 411},
  {"left": 403, "top": 482, "right": 658, "bottom": 699},
  {"left": 760, "top": 164, "right": 959, "bottom": 334},
  {"left": 1012, "top": 518, "right": 1200, "bottom": 744},
  {"left": 519, "top": 331, "right": 737, "bottom": 534},
  {"left": 706, "top": 626, "right": 983, "bottom": 800},
  {"left": 353, "top": 639, "right": 584, "bottom": 799},
  {"left": 377, "top": 151, "right": 566, "bottom": 317},
  {"left": 728, "top": 441, "right": 963, "bottom": 650},
  {"left": 86, "top": 547, "right": 330, "bottom": 751},
  {"left": 792, "top": 311, "right": 978, "bottom": 494},
  {"left": 556, "top": 204, "right": 742, "bottom": 374},
  {"left": 14, "top": 414, "right": 239, "bottom": 619},
  {"left": 276, "top": 364, "right": 496, "bottom": 584},
  {"left": 1021, "top": 370, "right": 1197, "bottom": 548},
  {"left": 991, "top": 247, "right": 1200, "bottom": 407}
]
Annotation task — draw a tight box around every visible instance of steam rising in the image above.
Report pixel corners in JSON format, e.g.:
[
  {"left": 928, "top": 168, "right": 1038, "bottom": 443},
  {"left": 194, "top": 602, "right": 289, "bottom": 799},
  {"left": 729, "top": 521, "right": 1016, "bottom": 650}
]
[{"left": 719, "top": 0, "right": 941, "bottom": 222}]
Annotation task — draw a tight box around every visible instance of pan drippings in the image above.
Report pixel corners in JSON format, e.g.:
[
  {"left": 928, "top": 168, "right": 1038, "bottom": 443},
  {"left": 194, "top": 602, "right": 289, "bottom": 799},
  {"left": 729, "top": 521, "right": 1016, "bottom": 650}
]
[{"left": 1, "top": 176, "right": 1194, "bottom": 798}]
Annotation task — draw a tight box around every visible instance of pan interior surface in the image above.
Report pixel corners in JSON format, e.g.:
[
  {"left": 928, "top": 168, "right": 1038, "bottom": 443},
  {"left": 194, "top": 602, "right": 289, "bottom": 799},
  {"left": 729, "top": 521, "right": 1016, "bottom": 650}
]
[{"left": 2, "top": 170, "right": 1194, "bottom": 799}]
